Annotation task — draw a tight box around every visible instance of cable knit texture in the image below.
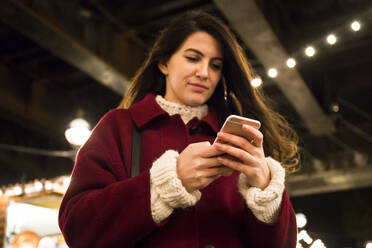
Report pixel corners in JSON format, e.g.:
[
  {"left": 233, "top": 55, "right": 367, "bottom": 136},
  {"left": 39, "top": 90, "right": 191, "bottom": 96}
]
[
  {"left": 155, "top": 95, "right": 208, "bottom": 124},
  {"left": 150, "top": 150, "right": 202, "bottom": 223},
  {"left": 238, "top": 157, "right": 285, "bottom": 223}
]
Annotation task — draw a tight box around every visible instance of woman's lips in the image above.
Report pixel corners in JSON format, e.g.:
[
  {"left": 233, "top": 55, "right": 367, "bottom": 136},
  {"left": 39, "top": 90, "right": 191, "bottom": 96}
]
[{"left": 188, "top": 83, "right": 208, "bottom": 91}]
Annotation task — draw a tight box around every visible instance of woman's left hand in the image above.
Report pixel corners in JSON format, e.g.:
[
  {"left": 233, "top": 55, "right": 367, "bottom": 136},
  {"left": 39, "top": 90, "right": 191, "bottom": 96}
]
[{"left": 213, "top": 124, "right": 270, "bottom": 190}]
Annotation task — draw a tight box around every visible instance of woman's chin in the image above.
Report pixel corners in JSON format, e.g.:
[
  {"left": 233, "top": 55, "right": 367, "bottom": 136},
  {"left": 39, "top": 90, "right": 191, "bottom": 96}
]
[{"left": 185, "top": 96, "right": 208, "bottom": 106}]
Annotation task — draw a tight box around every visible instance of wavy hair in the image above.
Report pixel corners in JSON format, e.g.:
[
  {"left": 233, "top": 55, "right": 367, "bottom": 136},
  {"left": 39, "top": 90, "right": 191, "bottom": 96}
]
[{"left": 117, "top": 11, "right": 300, "bottom": 173}]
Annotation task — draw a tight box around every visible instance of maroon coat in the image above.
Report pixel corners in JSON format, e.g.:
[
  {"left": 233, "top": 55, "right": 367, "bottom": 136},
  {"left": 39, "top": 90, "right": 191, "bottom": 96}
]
[{"left": 58, "top": 94, "right": 297, "bottom": 248}]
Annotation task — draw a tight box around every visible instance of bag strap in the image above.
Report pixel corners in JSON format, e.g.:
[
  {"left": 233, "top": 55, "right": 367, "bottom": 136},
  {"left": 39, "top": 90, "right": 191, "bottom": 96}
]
[
  {"left": 131, "top": 121, "right": 141, "bottom": 177},
  {"left": 131, "top": 121, "right": 145, "bottom": 248}
]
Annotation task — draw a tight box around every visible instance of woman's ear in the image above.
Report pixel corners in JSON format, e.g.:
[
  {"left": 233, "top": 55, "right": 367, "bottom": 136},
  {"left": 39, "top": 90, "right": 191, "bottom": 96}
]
[{"left": 157, "top": 60, "right": 168, "bottom": 75}]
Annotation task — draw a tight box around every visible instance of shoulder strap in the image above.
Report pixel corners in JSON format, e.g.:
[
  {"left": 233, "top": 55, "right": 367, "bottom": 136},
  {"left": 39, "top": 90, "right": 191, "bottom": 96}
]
[{"left": 131, "top": 121, "right": 141, "bottom": 177}]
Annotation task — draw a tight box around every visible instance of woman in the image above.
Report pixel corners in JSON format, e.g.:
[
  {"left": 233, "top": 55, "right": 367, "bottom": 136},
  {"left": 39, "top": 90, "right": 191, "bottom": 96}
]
[{"left": 59, "top": 11, "right": 299, "bottom": 248}]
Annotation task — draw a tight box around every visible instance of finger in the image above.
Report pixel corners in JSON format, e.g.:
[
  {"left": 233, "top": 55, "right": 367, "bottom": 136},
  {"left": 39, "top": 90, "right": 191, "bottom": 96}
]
[
  {"left": 201, "top": 166, "right": 226, "bottom": 177},
  {"left": 216, "top": 132, "right": 252, "bottom": 151},
  {"left": 217, "top": 156, "right": 248, "bottom": 174},
  {"left": 199, "top": 157, "right": 222, "bottom": 169},
  {"left": 242, "top": 124, "right": 263, "bottom": 147},
  {"left": 214, "top": 142, "right": 256, "bottom": 165},
  {"left": 200, "top": 143, "right": 226, "bottom": 158}
]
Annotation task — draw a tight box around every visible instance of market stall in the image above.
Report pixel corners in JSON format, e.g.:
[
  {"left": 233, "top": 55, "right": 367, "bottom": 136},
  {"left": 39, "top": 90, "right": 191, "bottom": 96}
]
[{"left": 0, "top": 176, "right": 70, "bottom": 248}]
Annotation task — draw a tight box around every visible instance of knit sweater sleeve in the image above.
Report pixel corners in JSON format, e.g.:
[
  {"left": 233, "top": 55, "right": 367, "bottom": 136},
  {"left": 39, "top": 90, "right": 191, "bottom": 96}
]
[
  {"left": 238, "top": 157, "right": 285, "bottom": 223},
  {"left": 150, "top": 150, "right": 202, "bottom": 223}
]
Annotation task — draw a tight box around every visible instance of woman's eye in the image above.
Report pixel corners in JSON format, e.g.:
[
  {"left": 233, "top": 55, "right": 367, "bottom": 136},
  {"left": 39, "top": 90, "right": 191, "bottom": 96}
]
[
  {"left": 186, "top": 56, "right": 198, "bottom": 62},
  {"left": 211, "top": 63, "right": 222, "bottom": 70}
]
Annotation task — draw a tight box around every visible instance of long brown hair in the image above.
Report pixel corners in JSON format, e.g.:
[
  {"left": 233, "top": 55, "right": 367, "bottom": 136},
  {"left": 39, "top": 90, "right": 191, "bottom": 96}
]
[{"left": 118, "top": 11, "right": 299, "bottom": 173}]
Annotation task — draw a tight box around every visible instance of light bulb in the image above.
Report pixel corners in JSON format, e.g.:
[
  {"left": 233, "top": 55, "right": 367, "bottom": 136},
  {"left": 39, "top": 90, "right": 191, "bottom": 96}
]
[
  {"left": 251, "top": 77, "right": 262, "bottom": 87},
  {"left": 296, "top": 213, "right": 307, "bottom": 228},
  {"left": 305, "top": 46, "right": 315, "bottom": 57},
  {"left": 65, "top": 118, "right": 91, "bottom": 146},
  {"left": 351, "top": 21, "right": 361, "bottom": 31},
  {"left": 286, "top": 58, "right": 296, "bottom": 68},
  {"left": 268, "top": 68, "right": 278, "bottom": 78},
  {"left": 326, "top": 34, "right": 337, "bottom": 45},
  {"left": 365, "top": 241, "right": 372, "bottom": 248}
]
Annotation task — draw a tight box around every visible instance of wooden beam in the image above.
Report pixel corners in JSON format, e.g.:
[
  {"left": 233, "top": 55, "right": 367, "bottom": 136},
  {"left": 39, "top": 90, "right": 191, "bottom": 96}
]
[
  {"left": 0, "top": 0, "right": 145, "bottom": 95},
  {"left": 286, "top": 166, "right": 372, "bottom": 197}
]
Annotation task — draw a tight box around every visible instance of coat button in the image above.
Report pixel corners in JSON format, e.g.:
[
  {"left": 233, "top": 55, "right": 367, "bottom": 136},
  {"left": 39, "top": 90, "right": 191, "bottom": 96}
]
[{"left": 204, "top": 245, "right": 215, "bottom": 248}]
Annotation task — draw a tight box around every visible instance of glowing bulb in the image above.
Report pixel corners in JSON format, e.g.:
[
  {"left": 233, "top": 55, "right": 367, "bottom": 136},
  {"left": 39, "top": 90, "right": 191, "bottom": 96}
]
[
  {"left": 65, "top": 118, "right": 91, "bottom": 146},
  {"left": 63, "top": 177, "right": 71, "bottom": 188},
  {"left": 310, "top": 239, "right": 326, "bottom": 248},
  {"left": 305, "top": 46, "right": 315, "bottom": 57},
  {"left": 0, "top": 189, "right": 3, "bottom": 196},
  {"left": 268, "top": 68, "right": 278, "bottom": 78},
  {"left": 298, "top": 230, "right": 313, "bottom": 245},
  {"left": 53, "top": 183, "right": 59, "bottom": 191},
  {"left": 251, "top": 77, "right": 262, "bottom": 87},
  {"left": 45, "top": 181, "right": 53, "bottom": 191},
  {"left": 286, "top": 58, "right": 296, "bottom": 68},
  {"left": 13, "top": 186, "right": 23, "bottom": 195},
  {"left": 330, "top": 103, "right": 339, "bottom": 113},
  {"left": 296, "top": 213, "right": 307, "bottom": 228},
  {"left": 351, "top": 21, "right": 361, "bottom": 31},
  {"left": 35, "top": 181, "right": 43, "bottom": 191},
  {"left": 366, "top": 241, "right": 372, "bottom": 248},
  {"left": 326, "top": 34, "right": 337, "bottom": 45},
  {"left": 24, "top": 186, "right": 34, "bottom": 194}
]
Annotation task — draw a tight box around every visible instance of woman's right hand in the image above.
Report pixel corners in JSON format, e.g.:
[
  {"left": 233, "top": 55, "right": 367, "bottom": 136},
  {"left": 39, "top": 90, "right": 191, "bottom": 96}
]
[{"left": 177, "top": 141, "right": 233, "bottom": 193}]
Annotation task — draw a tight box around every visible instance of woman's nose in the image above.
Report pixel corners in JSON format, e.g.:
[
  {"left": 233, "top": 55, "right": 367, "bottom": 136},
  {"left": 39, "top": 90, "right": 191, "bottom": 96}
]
[{"left": 195, "top": 62, "right": 209, "bottom": 79}]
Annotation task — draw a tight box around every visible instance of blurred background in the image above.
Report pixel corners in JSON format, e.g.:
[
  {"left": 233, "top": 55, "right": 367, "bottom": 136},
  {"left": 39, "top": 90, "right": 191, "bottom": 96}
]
[{"left": 0, "top": 0, "right": 371, "bottom": 247}]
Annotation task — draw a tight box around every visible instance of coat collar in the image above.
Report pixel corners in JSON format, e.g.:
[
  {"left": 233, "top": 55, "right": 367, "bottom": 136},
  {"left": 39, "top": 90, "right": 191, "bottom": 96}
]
[{"left": 129, "top": 94, "right": 219, "bottom": 133}]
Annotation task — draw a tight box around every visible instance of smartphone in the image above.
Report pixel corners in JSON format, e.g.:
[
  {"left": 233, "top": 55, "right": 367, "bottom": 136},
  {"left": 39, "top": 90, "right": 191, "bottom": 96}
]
[{"left": 214, "top": 115, "right": 261, "bottom": 144}]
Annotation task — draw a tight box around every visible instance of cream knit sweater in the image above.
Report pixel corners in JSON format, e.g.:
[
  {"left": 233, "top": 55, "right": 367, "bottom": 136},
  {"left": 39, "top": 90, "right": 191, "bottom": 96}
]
[{"left": 150, "top": 95, "right": 285, "bottom": 224}]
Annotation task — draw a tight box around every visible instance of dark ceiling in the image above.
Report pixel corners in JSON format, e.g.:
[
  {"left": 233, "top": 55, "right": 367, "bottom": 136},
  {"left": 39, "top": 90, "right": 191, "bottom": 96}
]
[{"left": 0, "top": 0, "right": 371, "bottom": 244}]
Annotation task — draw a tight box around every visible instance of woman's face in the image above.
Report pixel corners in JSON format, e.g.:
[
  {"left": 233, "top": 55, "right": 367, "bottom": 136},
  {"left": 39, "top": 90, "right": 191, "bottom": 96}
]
[{"left": 158, "top": 31, "right": 223, "bottom": 106}]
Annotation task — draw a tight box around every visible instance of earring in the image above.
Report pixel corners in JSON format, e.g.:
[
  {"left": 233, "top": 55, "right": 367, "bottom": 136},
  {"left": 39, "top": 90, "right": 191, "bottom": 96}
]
[{"left": 222, "top": 77, "right": 228, "bottom": 101}]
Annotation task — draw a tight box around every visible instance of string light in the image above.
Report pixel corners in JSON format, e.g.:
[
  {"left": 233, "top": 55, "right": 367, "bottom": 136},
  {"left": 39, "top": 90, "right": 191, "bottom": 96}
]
[
  {"left": 286, "top": 58, "right": 296, "bottom": 68},
  {"left": 330, "top": 103, "right": 340, "bottom": 113},
  {"left": 268, "top": 68, "right": 278, "bottom": 78},
  {"left": 326, "top": 34, "right": 337, "bottom": 45},
  {"left": 310, "top": 239, "right": 326, "bottom": 248},
  {"left": 1, "top": 176, "right": 71, "bottom": 198},
  {"left": 305, "top": 46, "right": 316, "bottom": 57},
  {"left": 251, "top": 77, "right": 262, "bottom": 87},
  {"left": 296, "top": 213, "right": 307, "bottom": 228},
  {"left": 298, "top": 230, "right": 313, "bottom": 245},
  {"left": 24, "top": 185, "right": 34, "bottom": 194},
  {"left": 45, "top": 180, "right": 53, "bottom": 191},
  {"left": 35, "top": 181, "right": 43, "bottom": 191},
  {"left": 351, "top": 21, "right": 361, "bottom": 31},
  {"left": 63, "top": 177, "right": 71, "bottom": 188}
]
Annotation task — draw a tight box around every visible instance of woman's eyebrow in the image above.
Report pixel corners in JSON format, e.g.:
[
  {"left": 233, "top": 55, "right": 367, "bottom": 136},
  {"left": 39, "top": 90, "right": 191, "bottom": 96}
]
[{"left": 184, "top": 48, "right": 223, "bottom": 61}]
